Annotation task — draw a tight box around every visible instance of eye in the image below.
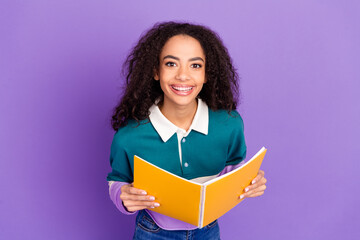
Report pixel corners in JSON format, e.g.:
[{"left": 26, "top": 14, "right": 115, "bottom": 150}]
[
  {"left": 191, "top": 63, "right": 202, "bottom": 69},
  {"left": 165, "top": 62, "right": 177, "bottom": 67}
]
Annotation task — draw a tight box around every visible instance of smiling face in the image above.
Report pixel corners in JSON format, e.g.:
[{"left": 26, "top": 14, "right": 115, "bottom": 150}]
[{"left": 154, "top": 34, "right": 206, "bottom": 113}]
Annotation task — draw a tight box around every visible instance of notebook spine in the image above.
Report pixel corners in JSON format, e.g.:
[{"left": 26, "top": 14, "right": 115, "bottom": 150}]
[{"left": 198, "top": 185, "right": 206, "bottom": 228}]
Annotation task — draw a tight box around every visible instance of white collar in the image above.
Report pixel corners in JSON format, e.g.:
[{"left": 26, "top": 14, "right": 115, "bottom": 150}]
[{"left": 149, "top": 98, "right": 209, "bottom": 142}]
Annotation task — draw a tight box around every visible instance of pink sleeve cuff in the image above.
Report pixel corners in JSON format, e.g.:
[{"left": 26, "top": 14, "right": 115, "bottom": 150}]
[
  {"left": 219, "top": 160, "right": 247, "bottom": 176},
  {"left": 109, "top": 181, "right": 138, "bottom": 215}
]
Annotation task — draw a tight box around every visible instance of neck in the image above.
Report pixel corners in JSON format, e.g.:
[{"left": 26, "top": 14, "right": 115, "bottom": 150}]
[{"left": 159, "top": 100, "right": 198, "bottom": 131}]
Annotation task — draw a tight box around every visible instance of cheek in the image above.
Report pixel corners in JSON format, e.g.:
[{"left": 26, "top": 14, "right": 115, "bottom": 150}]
[
  {"left": 159, "top": 79, "right": 168, "bottom": 93},
  {"left": 194, "top": 70, "right": 206, "bottom": 81}
]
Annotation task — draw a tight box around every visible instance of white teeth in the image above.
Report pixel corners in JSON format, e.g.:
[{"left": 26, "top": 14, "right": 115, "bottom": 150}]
[{"left": 172, "top": 86, "right": 193, "bottom": 91}]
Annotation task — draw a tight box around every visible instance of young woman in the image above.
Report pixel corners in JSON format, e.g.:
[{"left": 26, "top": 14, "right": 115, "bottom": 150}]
[{"left": 107, "top": 22, "right": 267, "bottom": 239}]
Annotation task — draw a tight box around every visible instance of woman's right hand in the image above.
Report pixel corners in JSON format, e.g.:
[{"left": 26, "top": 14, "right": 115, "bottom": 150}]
[{"left": 120, "top": 183, "right": 160, "bottom": 212}]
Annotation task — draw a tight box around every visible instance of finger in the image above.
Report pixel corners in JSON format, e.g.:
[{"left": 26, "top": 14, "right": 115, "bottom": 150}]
[
  {"left": 240, "top": 190, "right": 265, "bottom": 199},
  {"left": 248, "top": 183, "right": 267, "bottom": 194},
  {"left": 120, "top": 193, "right": 156, "bottom": 201},
  {"left": 122, "top": 185, "right": 148, "bottom": 196},
  {"left": 251, "top": 170, "right": 265, "bottom": 184},
  {"left": 126, "top": 202, "right": 161, "bottom": 212},
  {"left": 123, "top": 200, "right": 160, "bottom": 209},
  {"left": 247, "top": 184, "right": 267, "bottom": 195},
  {"left": 241, "top": 184, "right": 267, "bottom": 199},
  {"left": 244, "top": 177, "right": 267, "bottom": 193},
  {"left": 247, "top": 191, "right": 265, "bottom": 198}
]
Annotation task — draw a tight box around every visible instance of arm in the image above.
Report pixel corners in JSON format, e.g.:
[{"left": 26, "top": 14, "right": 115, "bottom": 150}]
[
  {"left": 225, "top": 112, "right": 267, "bottom": 200},
  {"left": 107, "top": 131, "right": 159, "bottom": 214}
]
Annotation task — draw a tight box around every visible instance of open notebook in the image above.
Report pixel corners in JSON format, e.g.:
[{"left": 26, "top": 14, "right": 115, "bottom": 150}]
[{"left": 134, "top": 147, "right": 267, "bottom": 228}]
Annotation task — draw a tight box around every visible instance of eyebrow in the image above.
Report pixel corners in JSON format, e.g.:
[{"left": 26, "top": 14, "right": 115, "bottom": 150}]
[{"left": 163, "top": 55, "right": 205, "bottom": 63}]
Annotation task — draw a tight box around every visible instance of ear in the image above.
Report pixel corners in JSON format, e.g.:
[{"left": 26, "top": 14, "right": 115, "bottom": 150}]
[{"left": 153, "top": 69, "right": 159, "bottom": 81}]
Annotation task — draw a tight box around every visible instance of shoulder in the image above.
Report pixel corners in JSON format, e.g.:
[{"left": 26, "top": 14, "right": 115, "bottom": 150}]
[
  {"left": 209, "top": 109, "right": 244, "bottom": 130},
  {"left": 207, "top": 109, "right": 246, "bottom": 161},
  {"left": 112, "top": 119, "right": 152, "bottom": 145}
]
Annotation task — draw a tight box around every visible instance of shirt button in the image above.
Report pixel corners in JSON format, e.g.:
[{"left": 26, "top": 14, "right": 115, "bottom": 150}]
[
  {"left": 182, "top": 138, "right": 186, "bottom": 143},
  {"left": 184, "top": 162, "right": 189, "bottom": 167}
]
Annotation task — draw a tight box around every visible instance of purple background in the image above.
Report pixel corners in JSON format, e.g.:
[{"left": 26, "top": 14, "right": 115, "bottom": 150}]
[{"left": 1, "top": 1, "right": 359, "bottom": 239}]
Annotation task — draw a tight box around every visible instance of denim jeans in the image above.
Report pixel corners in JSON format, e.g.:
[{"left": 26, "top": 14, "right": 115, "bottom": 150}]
[{"left": 133, "top": 210, "right": 221, "bottom": 240}]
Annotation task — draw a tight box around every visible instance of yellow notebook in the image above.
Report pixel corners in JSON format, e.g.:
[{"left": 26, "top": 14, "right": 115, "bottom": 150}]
[{"left": 134, "top": 147, "right": 267, "bottom": 228}]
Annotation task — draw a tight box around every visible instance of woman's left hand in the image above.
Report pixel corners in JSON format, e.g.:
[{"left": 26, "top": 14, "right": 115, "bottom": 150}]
[{"left": 240, "top": 170, "right": 267, "bottom": 200}]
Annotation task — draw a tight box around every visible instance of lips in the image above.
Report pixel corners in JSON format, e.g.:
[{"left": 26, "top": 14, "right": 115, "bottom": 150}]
[{"left": 170, "top": 84, "right": 194, "bottom": 96}]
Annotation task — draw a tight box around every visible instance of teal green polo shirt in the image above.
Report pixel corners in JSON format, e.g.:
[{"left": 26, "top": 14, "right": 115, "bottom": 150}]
[{"left": 107, "top": 100, "right": 247, "bottom": 183}]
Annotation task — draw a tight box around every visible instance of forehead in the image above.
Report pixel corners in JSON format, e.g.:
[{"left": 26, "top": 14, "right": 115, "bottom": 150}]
[{"left": 160, "top": 35, "right": 205, "bottom": 58}]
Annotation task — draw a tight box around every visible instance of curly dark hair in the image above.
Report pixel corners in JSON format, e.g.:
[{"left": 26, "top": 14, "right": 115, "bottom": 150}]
[{"left": 111, "top": 21, "right": 240, "bottom": 131}]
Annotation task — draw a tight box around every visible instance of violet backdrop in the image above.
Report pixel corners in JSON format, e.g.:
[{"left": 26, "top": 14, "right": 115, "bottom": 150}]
[{"left": 1, "top": 0, "right": 359, "bottom": 239}]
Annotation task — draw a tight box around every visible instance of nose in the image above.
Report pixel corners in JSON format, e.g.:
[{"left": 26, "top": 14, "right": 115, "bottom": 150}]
[{"left": 175, "top": 65, "right": 190, "bottom": 81}]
